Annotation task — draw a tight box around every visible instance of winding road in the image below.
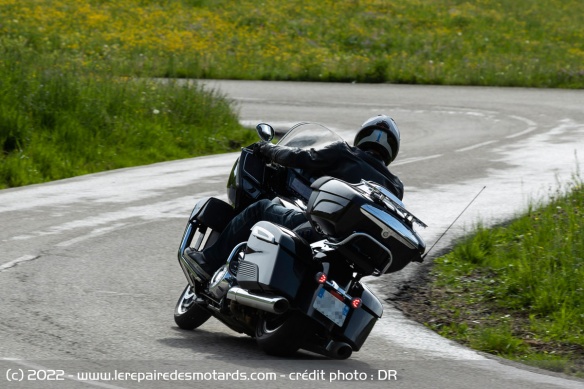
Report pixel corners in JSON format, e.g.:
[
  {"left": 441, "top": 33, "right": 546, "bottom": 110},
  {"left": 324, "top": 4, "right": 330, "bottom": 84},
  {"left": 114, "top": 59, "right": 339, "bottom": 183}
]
[{"left": 1, "top": 81, "right": 583, "bottom": 388}]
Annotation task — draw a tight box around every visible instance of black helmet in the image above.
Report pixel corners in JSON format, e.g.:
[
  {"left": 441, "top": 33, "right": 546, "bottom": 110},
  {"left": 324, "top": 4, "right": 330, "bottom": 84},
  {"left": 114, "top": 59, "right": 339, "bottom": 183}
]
[{"left": 354, "top": 115, "right": 400, "bottom": 165}]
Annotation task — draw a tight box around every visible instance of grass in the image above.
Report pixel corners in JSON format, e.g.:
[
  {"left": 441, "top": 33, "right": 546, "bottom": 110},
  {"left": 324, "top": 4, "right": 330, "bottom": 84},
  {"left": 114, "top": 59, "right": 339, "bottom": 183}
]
[
  {"left": 0, "top": 44, "right": 256, "bottom": 188},
  {"left": 398, "top": 175, "right": 584, "bottom": 377},
  {"left": 1, "top": 0, "right": 583, "bottom": 87}
]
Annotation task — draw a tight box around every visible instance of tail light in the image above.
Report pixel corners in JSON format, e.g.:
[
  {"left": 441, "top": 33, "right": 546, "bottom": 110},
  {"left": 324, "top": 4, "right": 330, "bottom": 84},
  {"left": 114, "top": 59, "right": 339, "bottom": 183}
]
[
  {"left": 351, "top": 298, "right": 362, "bottom": 309},
  {"left": 315, "top": 272, "right": 327, "bottom": 284}
]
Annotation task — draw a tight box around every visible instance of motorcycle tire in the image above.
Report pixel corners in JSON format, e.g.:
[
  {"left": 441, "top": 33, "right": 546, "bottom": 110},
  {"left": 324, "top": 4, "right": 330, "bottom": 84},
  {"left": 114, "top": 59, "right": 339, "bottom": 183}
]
[
  {"left": 255, "top": 312, "right": 309, "bottom": 356},
  {"left": 174, "top": 284, "right": 211, "bottom": 330}
]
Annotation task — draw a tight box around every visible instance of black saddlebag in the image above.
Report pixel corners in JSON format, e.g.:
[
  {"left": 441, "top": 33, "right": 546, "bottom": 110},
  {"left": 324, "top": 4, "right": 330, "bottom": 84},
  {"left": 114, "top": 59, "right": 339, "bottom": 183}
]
[{"left": 236, "top": 221, "right": 319, "bottom": 301}]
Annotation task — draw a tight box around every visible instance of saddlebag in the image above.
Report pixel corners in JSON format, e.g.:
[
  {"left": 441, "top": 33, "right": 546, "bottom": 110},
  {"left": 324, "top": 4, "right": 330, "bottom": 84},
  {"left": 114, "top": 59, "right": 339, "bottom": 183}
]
[{"left": 236, "top": 221, "right": 319, "bottom": 300}]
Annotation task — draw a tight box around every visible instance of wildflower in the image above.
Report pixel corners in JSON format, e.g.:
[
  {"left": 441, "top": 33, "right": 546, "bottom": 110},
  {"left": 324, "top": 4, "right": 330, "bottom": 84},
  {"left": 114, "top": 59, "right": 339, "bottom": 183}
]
[{"left": 152, "top": 109, "right": 160, "bottom": 114}]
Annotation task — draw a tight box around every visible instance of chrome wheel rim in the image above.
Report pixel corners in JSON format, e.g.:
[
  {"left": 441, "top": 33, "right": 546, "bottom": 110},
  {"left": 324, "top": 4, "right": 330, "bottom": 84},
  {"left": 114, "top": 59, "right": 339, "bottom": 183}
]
[
  {"left": 262, "top": 314, "right": 287, "bottom": 334},
  {"left": 177, "top": 286, "right": 196, "bottom": 314}
]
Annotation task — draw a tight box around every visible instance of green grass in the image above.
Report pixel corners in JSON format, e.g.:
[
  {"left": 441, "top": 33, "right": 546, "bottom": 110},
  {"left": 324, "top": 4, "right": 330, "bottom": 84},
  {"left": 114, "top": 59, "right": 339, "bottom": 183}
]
[
  {"left": 0, "top": 46, "right": 255, "bottom": 188},
  {"left": 403, "top": 176, "right": 584, "bottom": 377},
  {"left": 1, "top": 0, "right": 583, "bottom": 87}
]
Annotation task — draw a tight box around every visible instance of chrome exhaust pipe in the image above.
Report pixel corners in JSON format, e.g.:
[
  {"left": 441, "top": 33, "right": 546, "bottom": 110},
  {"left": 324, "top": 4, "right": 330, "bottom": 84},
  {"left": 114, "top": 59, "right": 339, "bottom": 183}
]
[{"left": 226, "top": 287, "right": 289, "bottom": 314}]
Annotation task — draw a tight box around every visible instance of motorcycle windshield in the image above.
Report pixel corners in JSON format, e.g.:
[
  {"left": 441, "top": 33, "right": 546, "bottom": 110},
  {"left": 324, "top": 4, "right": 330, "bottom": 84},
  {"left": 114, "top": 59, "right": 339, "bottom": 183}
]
[{"left": 277, "top": 122, "right": 344, "bottom": 150}]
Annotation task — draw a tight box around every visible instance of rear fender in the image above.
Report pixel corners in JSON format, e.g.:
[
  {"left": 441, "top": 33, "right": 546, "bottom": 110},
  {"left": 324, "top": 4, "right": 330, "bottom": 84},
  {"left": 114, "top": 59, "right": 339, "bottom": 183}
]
[{"left": 301, "top": 273, "right": 383, "bottom": 352}]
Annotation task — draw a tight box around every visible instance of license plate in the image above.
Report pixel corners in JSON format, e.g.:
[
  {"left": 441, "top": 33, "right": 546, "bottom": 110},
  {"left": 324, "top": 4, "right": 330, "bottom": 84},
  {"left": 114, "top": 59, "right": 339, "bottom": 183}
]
[{"left": 313, "top": 287, "right": 349, "bottom": 327}]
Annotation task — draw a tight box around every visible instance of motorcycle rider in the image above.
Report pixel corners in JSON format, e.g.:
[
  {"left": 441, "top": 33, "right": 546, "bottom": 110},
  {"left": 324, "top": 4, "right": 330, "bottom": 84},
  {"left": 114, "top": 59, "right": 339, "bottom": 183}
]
[{"left": 183, "top": 115, "right": 404, "bottom": 281}]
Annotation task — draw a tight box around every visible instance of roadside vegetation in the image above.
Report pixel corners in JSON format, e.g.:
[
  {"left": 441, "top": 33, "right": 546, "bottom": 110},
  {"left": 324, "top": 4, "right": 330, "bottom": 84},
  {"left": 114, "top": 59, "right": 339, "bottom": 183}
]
[
  {"left": 1, "top": 0, "right": 583, "bottom": 377},
  {"left": 2, "top": 0, "right": 583, "bottom": 188},
  {"left": 1, "top": 0, "right": 583, "bottom": 87},
  {"left": 0, "top": 39, "right": 255, "bottom": 189},
  {"left": 399, "top": 175, "right": 584, "bottom": 377}
]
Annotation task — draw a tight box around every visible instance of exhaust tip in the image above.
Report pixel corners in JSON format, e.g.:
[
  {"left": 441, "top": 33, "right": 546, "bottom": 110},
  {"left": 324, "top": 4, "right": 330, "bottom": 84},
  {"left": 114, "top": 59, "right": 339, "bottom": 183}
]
[
  {"left": 327, "top": 341, "right": 353, "bottom": 360},
  {"left": 335, "top": 345, "right": 353, "bottom": 360},
  {"left": 227, "top": 287, "right": 289, "bottom": 314},
  {"left": 272, "top": 299, "right": 289, "bottom": 314}
]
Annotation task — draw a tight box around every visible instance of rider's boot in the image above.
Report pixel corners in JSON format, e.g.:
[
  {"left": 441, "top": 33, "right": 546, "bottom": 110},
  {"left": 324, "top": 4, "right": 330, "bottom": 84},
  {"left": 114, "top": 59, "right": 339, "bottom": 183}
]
[{"left": 182, "top": 248, "right": 216, "bottom": 282}]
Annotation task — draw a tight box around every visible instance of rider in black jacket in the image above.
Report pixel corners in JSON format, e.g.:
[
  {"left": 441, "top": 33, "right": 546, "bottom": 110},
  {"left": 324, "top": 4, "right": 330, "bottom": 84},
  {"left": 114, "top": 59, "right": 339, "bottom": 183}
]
[
  {"left": 184, "top": 115, "right": 404, "bottom": 281},
  {"left": 258, "top": 137, "right": 403, "bottom": 199}
]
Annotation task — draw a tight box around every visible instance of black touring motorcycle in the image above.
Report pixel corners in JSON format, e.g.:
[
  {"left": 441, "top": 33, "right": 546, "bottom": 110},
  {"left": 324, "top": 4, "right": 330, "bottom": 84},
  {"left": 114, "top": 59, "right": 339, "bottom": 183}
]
[{"left": 174, "top": 122, "right": 426, "bottom": 359}]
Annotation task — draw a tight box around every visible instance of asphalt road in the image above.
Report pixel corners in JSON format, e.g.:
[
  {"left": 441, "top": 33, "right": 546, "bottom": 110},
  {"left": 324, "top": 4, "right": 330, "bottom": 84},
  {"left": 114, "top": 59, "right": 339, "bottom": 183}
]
[{"left": 1, "top": 81, "right": 583, "bottom": 389}]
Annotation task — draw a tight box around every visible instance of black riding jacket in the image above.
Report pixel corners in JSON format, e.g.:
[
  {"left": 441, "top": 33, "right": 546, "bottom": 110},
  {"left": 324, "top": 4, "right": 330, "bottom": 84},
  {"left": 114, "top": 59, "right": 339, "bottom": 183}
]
[{"left": 260, "top": 141, "right": 404, "bottom": 200}]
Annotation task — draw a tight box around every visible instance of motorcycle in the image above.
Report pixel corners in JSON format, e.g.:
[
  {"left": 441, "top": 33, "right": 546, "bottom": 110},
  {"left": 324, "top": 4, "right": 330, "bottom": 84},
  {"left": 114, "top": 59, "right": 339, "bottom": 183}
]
[{"left": 174, "top": 122, "right": 426, "bottom": 359}]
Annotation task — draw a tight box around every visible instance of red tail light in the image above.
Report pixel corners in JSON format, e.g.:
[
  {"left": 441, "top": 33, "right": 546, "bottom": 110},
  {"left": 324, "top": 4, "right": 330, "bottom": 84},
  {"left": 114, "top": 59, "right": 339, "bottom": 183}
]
[
  {"left": 315, "top": 272, "right": 327, "bottom": 284},
  {"left": 351, "top": 298, "right": 362, "bottom": 309}
]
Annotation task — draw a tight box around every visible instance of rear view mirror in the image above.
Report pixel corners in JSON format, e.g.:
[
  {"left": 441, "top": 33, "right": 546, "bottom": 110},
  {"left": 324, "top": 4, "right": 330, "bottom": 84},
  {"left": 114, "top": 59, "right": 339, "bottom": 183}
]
[{"left": 256, "top": 123, "right": 275, "bottom": 142}]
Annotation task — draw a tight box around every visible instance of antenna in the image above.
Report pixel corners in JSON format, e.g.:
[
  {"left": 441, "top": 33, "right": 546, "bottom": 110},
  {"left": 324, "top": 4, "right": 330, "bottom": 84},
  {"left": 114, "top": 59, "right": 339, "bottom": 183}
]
[{"left": 422, "top": 186, "right": 486, "bottom": 260}]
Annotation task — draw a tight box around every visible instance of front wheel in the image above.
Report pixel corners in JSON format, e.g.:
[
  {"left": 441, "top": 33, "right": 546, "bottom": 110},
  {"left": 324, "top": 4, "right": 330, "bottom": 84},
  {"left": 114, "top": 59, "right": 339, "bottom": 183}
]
[
  {"left": 255, "top": 312, "right": 310, "bottom": 356},
  {"left": 174, "top": 285, "right": 211, "bottom": 330}
]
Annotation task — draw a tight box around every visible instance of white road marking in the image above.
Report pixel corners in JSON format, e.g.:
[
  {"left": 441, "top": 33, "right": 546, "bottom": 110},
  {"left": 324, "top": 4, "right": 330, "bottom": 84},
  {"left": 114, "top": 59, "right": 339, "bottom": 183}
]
[
  {"left": 506, "top": 126, "right": 537, "bottom": 139},
  {"left": 455, "top": 140, "right": 498, "bottom": 153},
  {"left": 392, "top": 154, "right": 443, "bottom": 166},
  {"left": 0, "top": 255, "right": 38, "bottom": 273}
]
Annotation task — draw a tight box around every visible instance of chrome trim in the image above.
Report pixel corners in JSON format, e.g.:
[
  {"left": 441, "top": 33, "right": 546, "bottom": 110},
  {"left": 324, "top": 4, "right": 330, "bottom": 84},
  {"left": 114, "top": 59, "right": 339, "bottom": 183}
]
[
  {"left": 251, "top": 225, "right": 275, "bottom": 244},
  {"left": 360, "top": 180, "right": 427, "bottom": 228},
  {"left": 226, "top": 287, "right": 289, "bottom": 314},
  {"left": 178, "top": 222, "right": 198, "bottom": 286},
  {"left": 360, "top": 205, "right": 418, "bottom": 249},
  {"left": 178, "top": 223, "right": 194, "bottom": 260},
  {"left": 225, "top": 242, "right": 247, "bottom": 265},
  {"left": 208, "top": 265, "right": 235, "bottom": 300},
  {"left": 208, "top": 242, "right": 247, "bottom": 300}
]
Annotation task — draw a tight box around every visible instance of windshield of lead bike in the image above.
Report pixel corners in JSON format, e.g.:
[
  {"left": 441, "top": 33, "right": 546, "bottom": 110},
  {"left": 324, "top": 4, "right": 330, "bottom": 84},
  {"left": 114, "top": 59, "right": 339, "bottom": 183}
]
[{"left": 277, "top": 122, "right": 344, "bottom": 150}]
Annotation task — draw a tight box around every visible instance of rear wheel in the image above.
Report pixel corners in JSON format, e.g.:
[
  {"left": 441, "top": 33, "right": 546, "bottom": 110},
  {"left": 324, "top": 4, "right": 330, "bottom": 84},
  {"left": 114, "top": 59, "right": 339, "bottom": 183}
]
[
  {"left": 174, "top": 284, "right": 211, "bottom": 330},
  {"left": 255, "top": 312, "right": 310, "bottom": 356}
]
